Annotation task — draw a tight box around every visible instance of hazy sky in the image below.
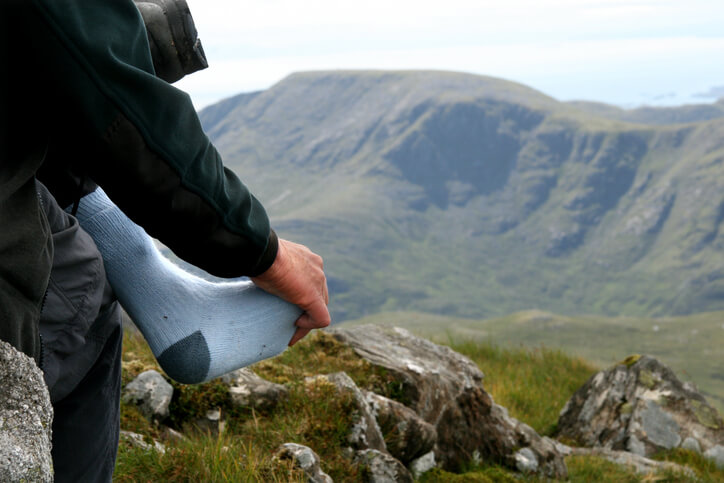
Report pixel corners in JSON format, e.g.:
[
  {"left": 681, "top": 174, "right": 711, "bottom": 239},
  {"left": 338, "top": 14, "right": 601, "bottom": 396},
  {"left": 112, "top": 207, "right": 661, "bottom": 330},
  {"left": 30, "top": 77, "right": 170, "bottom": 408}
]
[{"left": 175, "top": 0, "right": 724, "bottom": 110}]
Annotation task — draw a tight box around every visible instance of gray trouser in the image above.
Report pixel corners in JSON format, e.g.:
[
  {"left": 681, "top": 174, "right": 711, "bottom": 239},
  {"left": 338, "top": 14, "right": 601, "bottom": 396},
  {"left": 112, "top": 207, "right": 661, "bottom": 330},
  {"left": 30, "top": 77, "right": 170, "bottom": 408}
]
[{"left": 37, "top": 182, "right": 122, "bottom": 483}]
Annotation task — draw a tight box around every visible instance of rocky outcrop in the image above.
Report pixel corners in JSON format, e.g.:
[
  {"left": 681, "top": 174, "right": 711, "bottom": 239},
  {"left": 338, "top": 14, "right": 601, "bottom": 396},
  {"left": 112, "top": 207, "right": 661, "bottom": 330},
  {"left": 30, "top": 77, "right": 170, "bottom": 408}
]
[
  {"left": 409, "top": 451, "right": 436, "bottom": 479},
  {"left": 305, "top": 370, "right": 428, "bottom": 479},
  {"left": 364, "top": 391, "right": 436, "bottom": 465},
  {"left": 221, "top": 368, "right": 288, "bottom": 410},
  {"left": 329, "top": 325, "right": 567, "bottom": 478},
  {"left": 308, "top": 372, "right": 386, "bottom": 452},
  {"left": 275, "top": 443, "right": 333, "bottom": 483},
  {"left": 558, "top": 354, "right": 724, "bottom": 468},
  {"left": 0, "top": 341, "right": 54, "bottom": 483},
  {"left": 122, "top": 369, "right": 173, "bottom": 421},
  {"left": 354, "top": 449, "right": 414, "bottom": 483}
]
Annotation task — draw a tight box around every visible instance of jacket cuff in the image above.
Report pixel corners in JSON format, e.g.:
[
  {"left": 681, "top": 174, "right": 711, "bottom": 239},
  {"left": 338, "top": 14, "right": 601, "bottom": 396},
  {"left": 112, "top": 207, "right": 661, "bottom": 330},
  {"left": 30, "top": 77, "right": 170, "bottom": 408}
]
[{"left": 248, "top": 229, "right": 278, "bottom": 277}]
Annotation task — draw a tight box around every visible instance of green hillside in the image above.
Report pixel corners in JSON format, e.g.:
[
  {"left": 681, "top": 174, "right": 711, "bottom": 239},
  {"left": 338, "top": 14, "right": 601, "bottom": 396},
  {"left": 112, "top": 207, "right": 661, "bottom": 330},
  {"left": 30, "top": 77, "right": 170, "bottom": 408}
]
[
  {"left": 567, "top": 98, "right": 724, "bottom": 125},
  {"left": 344, "top": 310, "right": 724, "bottom": 412},
  {"left": 198, "top": 70, "right": 724, "bottom": 321}
]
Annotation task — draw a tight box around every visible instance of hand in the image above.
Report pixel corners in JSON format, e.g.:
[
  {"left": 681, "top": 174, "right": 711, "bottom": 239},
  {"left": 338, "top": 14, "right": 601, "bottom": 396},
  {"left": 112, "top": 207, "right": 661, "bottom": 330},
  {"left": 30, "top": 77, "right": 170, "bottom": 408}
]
[{"left": 251, "top": 238, "right": 331, "bottom": 346}]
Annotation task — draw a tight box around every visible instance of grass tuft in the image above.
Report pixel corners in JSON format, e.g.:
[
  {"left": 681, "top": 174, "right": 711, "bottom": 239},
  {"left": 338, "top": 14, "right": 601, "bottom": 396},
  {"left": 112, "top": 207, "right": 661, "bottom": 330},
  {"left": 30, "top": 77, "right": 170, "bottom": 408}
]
[
  {"left": 653, "top": 448, "right": 724, "bottom": 482},
  {"left": 565, "top": 455, "right": 642, "bottom": 482},
  {"left": 448, "top": 339, "right": 597, "bottom": 435}
]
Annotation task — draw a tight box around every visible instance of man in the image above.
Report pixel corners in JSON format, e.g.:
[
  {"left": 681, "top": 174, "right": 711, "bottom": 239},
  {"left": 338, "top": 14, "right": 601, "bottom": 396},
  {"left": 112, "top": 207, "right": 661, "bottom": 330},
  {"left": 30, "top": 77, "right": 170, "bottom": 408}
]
[{"left": 1, "top": 0, "right": 330, "bottom": 480}]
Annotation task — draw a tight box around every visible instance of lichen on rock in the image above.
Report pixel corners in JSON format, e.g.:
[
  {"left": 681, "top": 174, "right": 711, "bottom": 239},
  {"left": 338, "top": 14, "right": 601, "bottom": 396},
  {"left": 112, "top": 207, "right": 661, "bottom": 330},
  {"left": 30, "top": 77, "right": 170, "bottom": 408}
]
[
  {"left": 329, "top": 325, "right": 568, "bottom": 478},
  {"left": 122, "top": 369, "right": 174, "bottom": 421},
  {"left": 0, "top": 340, "right": 53, "bottom": 482},
  {"left": 558, "top": 354, "right": 724, "bottom": 467}
]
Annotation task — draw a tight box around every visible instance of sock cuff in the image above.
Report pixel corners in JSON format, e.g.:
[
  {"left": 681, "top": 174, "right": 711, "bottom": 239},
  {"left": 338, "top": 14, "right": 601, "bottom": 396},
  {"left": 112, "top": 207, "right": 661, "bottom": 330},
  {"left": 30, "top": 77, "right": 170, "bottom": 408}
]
[
  {"left": 74, "top": 187, "right": 157, "bottom": 267},
  {"left": 72, "top": 187, "right": 116, "bottom": 223}
]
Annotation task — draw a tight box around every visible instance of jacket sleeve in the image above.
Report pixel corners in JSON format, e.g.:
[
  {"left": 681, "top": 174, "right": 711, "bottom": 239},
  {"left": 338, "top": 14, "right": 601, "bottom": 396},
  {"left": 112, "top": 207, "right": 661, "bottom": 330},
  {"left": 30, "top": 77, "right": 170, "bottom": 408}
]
[{"left": 27, "top": 0, "right": 277, "bottom": 277}]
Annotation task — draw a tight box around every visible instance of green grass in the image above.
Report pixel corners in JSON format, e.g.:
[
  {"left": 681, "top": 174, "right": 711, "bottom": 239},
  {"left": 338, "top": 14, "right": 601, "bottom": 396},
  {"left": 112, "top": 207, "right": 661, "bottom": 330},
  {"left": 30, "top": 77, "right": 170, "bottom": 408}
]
[
  {"left": 115, "top": 328, "right": 722, "bottom": 482},
  {"left": 447, "top": 340, "right": 596, "bottom": 435},
  {"left": 118, "top": 331, "right": 363, "bottom": 482},
  {"left": 420, "top": 465, "right": 518, "bottom": 482},
  {"left": 653, "top": 448, "right": 724, "bottom": 482},
  {"left": 564, "top": 455, "right": 647, "bottom": 482},
  {"left": 115, "top": 432, "right": 306, "bottom": 482}
]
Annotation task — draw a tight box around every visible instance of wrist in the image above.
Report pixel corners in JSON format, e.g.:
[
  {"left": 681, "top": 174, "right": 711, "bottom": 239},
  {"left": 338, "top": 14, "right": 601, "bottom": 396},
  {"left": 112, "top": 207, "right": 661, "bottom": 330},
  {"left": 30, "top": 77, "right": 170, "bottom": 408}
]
[
  {"left": 248, "top": 229, "right": 279, "bottom": 277},
  {"left": 252, "top": 237, "right": 286, "bottom": 282}
]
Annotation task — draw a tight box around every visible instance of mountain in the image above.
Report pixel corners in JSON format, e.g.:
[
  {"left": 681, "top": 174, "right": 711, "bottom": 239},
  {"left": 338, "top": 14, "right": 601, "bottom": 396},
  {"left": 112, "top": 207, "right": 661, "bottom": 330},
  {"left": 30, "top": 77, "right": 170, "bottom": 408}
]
[
  {"left": 198, "top": 70, "right": 724, "bottom": 321},
  {"left": 566, "top": 98, "right": 724, "bottom": 125}
]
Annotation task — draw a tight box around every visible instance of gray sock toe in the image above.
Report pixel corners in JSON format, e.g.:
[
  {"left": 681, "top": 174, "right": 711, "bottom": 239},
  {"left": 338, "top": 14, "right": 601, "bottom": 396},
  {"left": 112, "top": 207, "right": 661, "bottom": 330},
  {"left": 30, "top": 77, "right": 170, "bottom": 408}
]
[{"left": 157, "top": 331, "right": 210, "bottom": 384}]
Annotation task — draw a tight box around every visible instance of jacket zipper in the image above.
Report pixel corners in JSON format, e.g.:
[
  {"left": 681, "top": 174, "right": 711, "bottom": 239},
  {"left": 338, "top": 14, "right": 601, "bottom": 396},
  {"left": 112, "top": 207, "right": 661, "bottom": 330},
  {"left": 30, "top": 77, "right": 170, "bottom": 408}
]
[{"left": 38, "top": 287, "right": 48, "bottom": 370}]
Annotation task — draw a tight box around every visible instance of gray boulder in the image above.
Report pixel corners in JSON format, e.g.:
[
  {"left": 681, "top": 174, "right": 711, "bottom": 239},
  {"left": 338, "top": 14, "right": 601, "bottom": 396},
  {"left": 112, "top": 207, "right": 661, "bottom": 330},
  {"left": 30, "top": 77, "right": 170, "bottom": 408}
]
[
  {"left": 329, "top": 325, "right": 567, "bottom": 478},
  {"left": 119, "top": 430, "right": 166, "bottom": 454},
  {"left": 364, "top": 391, "right": 437, "bottom": 465},
  {"left": 276, "top": 443, "right": 333, "bottom": 483},
  {"left": 558, "top": 354, "right": 724, "bottom": 468},
  {"left": 221, "top": 367, "right": 288, "bottom": 410},
  {"left": 704, "top": 445, "right": 724, "bottom": 469},
  {"left": 355, "top": 449, "right": 413, "bottom": 483},
  {"left": 122, "top": 369, "right": 173, "bottom": 421},
  {"left": 0, "top": 340, "right": 53, "bottom": 482},
  {"left": 409, "top": 451, "right": 436, "bottom": 479},
  {"left": 307, "top": 372, "right": 386, "bottom": 452}
]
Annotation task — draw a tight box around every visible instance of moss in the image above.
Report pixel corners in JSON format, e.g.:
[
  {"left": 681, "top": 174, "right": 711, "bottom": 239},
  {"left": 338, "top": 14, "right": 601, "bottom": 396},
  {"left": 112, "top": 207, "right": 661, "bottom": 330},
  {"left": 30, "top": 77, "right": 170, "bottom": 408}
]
[
  {"left": 619, "top": 402, "right": 634, "bottom": 415},
  {"left": 254, "top": 332, "right": 374, "bottom": 384},
  {"left": 638, "top": 369, "right": 657, "bottom": 389},
  {"left": 267, "top": 378, "right": 361, "bottom": 481},
  {"left": 254, "top": 332, "right": 414, "bottom": 406},
  {"left": 293, "top": 378, "right": 357, "bottom": 448},
  {"left": 619, "top": 354, "right": 642, "bottom": 367},
  {"left": 168, "top": 380, "right": 232, "bottom": 428},
  {"left": 691, "top": 400, "right": 722, "bottom": 429},
  {"left": 119, "top": 404, "right": 159, "bottom": 441}
]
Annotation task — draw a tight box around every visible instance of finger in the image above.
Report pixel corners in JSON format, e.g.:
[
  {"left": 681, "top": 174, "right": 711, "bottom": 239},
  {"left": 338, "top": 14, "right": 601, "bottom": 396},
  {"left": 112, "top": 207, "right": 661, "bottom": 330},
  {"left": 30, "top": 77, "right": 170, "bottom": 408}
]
[
  {"left": 288, "top": 327, "right": 312, "bottom": 346},
  {"left": 299, "top": 300, "right": 331, "bottom": 328},
  {"left": 293, "top": 312, "right": 325, "bottom": 330},
  {"left": 322, "top": 279, "right": 329, "bottom": 305}
]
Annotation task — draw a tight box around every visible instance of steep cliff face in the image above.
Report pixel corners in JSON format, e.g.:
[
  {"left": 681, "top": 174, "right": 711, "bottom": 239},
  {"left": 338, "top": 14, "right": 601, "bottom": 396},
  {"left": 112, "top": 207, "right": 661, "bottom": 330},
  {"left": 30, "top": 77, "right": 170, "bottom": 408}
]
[{"left": 198, "top": 71, "right": 724, "bottom": 319}]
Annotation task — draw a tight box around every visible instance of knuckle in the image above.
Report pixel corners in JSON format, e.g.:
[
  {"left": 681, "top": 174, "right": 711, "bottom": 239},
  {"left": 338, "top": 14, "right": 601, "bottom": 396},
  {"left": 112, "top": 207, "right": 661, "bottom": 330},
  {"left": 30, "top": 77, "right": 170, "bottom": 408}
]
[{"left": 300, "top": 295, "right": 318, "bottom": 308}]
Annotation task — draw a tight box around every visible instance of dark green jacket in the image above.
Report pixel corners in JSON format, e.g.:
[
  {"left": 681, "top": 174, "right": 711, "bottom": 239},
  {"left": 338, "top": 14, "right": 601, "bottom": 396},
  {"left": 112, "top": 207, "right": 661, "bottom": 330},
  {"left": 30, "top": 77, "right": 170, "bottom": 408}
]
[{"left": 1, "top": 0, "right": 277, "bottom": 361}]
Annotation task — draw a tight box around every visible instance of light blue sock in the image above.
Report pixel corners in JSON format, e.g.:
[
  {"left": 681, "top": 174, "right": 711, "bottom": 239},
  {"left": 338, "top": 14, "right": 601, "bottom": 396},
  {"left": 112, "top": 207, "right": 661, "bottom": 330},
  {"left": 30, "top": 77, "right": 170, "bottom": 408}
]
[{"left": 72, "top": 188, "right": 301, "bottom": 384}]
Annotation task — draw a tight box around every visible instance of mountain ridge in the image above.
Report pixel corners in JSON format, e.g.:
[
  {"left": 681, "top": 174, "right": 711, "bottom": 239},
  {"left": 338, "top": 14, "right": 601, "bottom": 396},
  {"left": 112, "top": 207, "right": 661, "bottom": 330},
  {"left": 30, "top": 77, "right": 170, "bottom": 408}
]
[
  {"left": 198, "top": 70, "right": 724, "bottom": 321},
  {"left": 566, "top": 98, "right": 724, "bottom": 125}
]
